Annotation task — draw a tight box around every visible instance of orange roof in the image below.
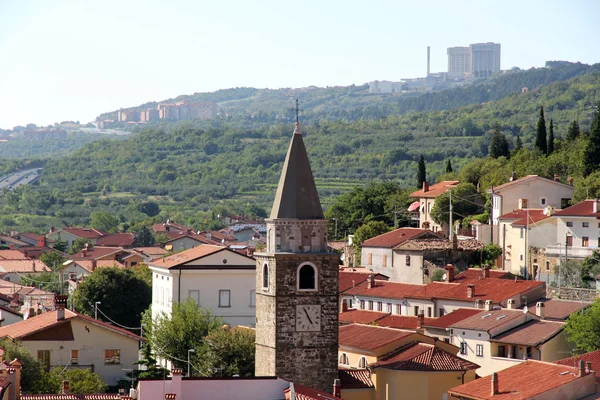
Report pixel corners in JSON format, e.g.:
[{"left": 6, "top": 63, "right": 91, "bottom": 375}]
[
  {"left": 339, "top": 309, "right": 387, "bottom": 325},
  {"left": 497, "top": 209, "right": 550, "bottom": 226},
  {"left": 149, "top": 245, "right": 229, "bottom": 269},
  {"left": 554, "top": 199, "right": 600, "bottom": 218},
  {"left": 285, "top": 383, "right": 340, "bottom": 400},
  {"left": 74, "top": 260, "right": 125, "bottom": 272},
  {"left": 556, "top": 350, "right": 600, "bottom": 379},
  {"left": 454, "top": 268, "right": 517, "bottom": 283},
  {"left": 338, "top": 324, "right": 413, "bottom": 351},
  {"left": 70, "top": 246, "right": 125, "bottom": 260},
  {"left": 61, "top": 227, "right": 107, "bottom": 239},
  {"left": 97, "top": 233, "right": 136, "bottom": 247},
  {"left": 134, "top": 247, "right": 169, "bottom": 255},
  {"left": 0, "top": 259, "right": 50, "bottom": 273},
  {"left": 527, "top": 298, "right": 591, "bottom": 321},
  {"left": 448, "top": 360, "right": 585, "bottom": 399},
  {"left": 0, "top": 309, "right": 142, "bottom": 341},
  {"left": 362, "top": 228, "right": 438, "bottom": 248},
  {"left": 0, "top": 250, "right": 30, "bottom": 260},
  {"left": 373, "top": 342, "right": 479, "bottom": 371},
  {"left": 490, "top": 319, "right": 564, "bottom": 346},
  {"left": 339, "top": 270, "right": 388, "bottom": 293},
  {"left": 449, "top": 309, "right": 528, "bottom": 331},
  {"left": 410, "top": 181, "right": 459, "bottom": 198},
  {"left": 338, "top": 368, "right": 373, "bottom": 389},
  {"left": 340, "top": 309, "right": 436, "bottom": 330},
  {"left": 376, "top": 314, "right": 436, "bottom": 330},
  {"left": 424, "top": 308, "right": 483, "bottom": 329}
]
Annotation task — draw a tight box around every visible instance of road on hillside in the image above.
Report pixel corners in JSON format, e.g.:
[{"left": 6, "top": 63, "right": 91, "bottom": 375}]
[{"left": 0, "top": 168, "right": 42, "bottom": 190}]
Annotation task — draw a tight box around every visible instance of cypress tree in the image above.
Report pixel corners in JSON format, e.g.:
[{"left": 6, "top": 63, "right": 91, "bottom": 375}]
[
  {"left": 583, "top": 102, "right": 600, "bottom": 175},
  {"left": 446, "top": 159, "right": 453, "bottom": 173},
  {"left": 514, "top": 134, "right": 523, "bottom": 152},
  {"left": 534, "top": 106, "right": 547, "bottom": 155},
  {"left": 489, "top": 123, "right": 509, "bottom": 159},
  {"left": 566, "top": 120, "right": 580, "bottom": 141},
  {"left": 547, "top": 119, "right": 555, "bottom": 155},
  {"left": 417, "top": 155, "right": 426, "bottom": 188}
]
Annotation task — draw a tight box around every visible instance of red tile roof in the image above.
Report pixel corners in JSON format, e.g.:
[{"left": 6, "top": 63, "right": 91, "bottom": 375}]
[
  {"left": 338, "top": 368, "right": 374, "bottom": 389},
  {"left": 556, "top": 350, "right": 600, "bottom": 378},
  {"left": 19, "top": 233, "right": 44, "bottom": 242},
  {"left": 361, "top": 228, "right": 439, "bottom": 248},
  {"left": 0, "top": 259, "right": 50, "bottom": 273},
  {"left": 74, "top": 260, "right": 125, "bottom": 272},
  {"left": 22, "top": 395, "right": 121, "bottom": 400},
  {"left": 448, "top": 360, "right": 585, "bottom": 400},
  {"left": 97, "top": 233, "right": 136, "bottom": 247},
  {"left": 339, "top": 270, "right": 388, "bottom": 293},
  {"left": 69, "top": 246, "right": 125, "bottom": 260},
  {"left": 285, "top": 383, "right": 339, "bottom": 400},
  {"left": 133, "top": 247, "right": 169, "bottom": 256},
  {"left": 449, "top": 309, "right": 528, "bottom": 332},
  {"left": 410, "top": 181, "right": 460, "bottom": 198},
  {"left": 454, "top": 268, "right": 516, "bottom": 283},
  {"left": 554, "top": 200, "right": 600, "bottom": 218},
  {"left": 152, "top": 222, "right": 190, "bottom": 233},
  {"left": 376, "top": 314, "right": 436, "bottom": 330},
  {"left": 148, "top": 245, "right": 253, "bottom": 269},
  {"left": 497, "top": 209, "right": 550, "bottom": 226},
  {"left": 527, "top": 299, "right": 591, "bottom": 321},
  {"left": 338, "top": 324, "right": 413, "bottom": 351},
  {"left": 61, "top": 227, "right": 107, "bottom": 239},
  {"left": 373, "top": 342, "right": 479, "bottom": 371},
  {"left": 424, "top": 308, "right": 483, "bottom": 329},
  {"left": 0, "top": 250, "right": 30, "bottom": 260},
  {"left": 339, "top": 309, "right": 387, "bottom": 325},
  {"left": 490, "top": 319, "right": 564, "bottom": 346}
]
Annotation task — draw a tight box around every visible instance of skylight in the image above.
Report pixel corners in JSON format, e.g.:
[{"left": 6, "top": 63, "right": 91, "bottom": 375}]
[
  {"left": 482, "top": 314, "right": 492, "bottom": 319},
  {"left": 496, "top": 315, "right": 507, "bottom": 320}
]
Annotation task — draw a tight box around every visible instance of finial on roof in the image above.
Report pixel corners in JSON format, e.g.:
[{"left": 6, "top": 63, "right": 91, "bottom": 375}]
[{"left": 292, "top": 99, "right": 302, "bottom": 135}]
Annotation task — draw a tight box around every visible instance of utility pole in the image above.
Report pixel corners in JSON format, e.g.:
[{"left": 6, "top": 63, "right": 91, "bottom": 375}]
[
  {"left": 394, "top": 205, "right": 398, "bottom": 229},
  {"left": 490, "top": 185, "right": 494, "bottom": 244},
  {"left": 449, "top": 189, "right": 453, "bottom": 241},
  {"left": 524, "top": 208, "right": 529, "bottom": 279},
  {"left": 502, "top": 224, "right": 506, "bottom": 271}
]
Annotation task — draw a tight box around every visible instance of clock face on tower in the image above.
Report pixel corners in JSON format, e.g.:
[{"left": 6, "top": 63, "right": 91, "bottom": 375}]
[{"left": 296, "top": 304, "right": 321, "bottom": 332}]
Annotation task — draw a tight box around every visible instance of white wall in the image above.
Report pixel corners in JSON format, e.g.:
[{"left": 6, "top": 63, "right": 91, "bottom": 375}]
[
  {"left": 360, "top": 247, "right": 391, "bottom": 270},
  {"left": 556, "top": 216, "right": 599, "bottom": 257},
  {"left": 391, "top": 251, "right": 424, "bottom": 284}
]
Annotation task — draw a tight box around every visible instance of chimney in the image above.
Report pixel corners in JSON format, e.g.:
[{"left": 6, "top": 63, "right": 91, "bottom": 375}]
[
  {"left": 206, "top": 232, "right": 212, "bottom": 241},
  {"left": 507, "top": 299, "right": 515, "bottom": 309},
  {"left": 37, "top": 237, "right": 45, "bottom": 247},
  {"left": 340, "top": 299, "right": 348, "bottom": 313},
  {"left": 491, "top": 372, "right": 499, "bottom": 395},
  {"left": 579, "top": 360, "right": 586, "bottom": 377},
  {"left": 50, "top": 226, "right": 55, "bottom": 233},
  {"left": 444, "top": 265, "right": 455, "bottom": 283},
  {"left": 586, "top": 361, "right": 593, "bottom": 374},
  {"left": 423, "top": 182, "right": 429, "bottom": 192},
  {"left": 474, "top": 299, "right": 482, "bottom": 309},
  {"left": 82, "top": 248, "right": 87, "bottom": 257},
  {"left": 485, "top": 300, "right": 493, "bottom": 311},
  {"left": 593, "top": 199, "right": 599, "bottom": 214},
  {"left": 32, "top": 260, "right": 36, "bottom": 272},
  {"left": 55, "top": 295, "right": 68, "bottom": 321},
  {"left": 333, "top": 378, "right": 341, "bottom": 398},
  {"left": 536, "top": 302, "right": 545, "bottom": 319},
  {"left": 8, "top": 359, "right": 22, "bottom": 400},
  {"left": 510, "top": 171, "right": 517, "bottom": 181},
  {"left": 467, "top": 284, "right": 475, "bottom": 298},
  {"left": 9, "top": 244, "right": 14, "bottom": 250},
  {"left": 367, "top": 274, "right": 374, "bottom": 289},
  {"left": 91, "top": 260, "right": 97, "bottom": 272},
  {"left": 417, "top": 311, "right": 425, "bottom": 329},
  {"left": 427, "top": 46, "right": 431, "bottom": 76},
  {"left": 554, "top": 173, "right": 560, "bottom": 182},
  {"left": 482, "top": 266, "right": 490, "bottom": 278},
  {"left": 61, "top": 380, "right": 69, "bottom": 395}
]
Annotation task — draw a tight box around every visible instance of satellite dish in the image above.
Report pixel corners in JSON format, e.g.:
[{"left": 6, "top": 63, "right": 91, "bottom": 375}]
[{"left": 442, "top": 273, "right": 447, "bottom": 280}]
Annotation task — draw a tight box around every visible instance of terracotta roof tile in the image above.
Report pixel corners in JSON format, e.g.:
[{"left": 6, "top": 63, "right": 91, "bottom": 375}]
[
  {"left": 61, "top": 227, "right": 107, "bottom": 239},
  {"left": 376, "top": 314, "right": 436, "bottom": 330},
  {"left": 454, "top": 268, "right": 517, "bottom": 283},
  {"left": 497, "top": 209, "right": 550, "bottom": 226},
  {"left": 339, "top": 309, "right": 387, "bottom": 325},
  {"left": 449, "top": 309, "right": 528, "bottom": 331},
  {"left": 410, "top": 181, "right": 460, "bottom": 198},
  {"left": 556, "top": 350, "right": 600, "bottom": 378},
  {"left": 490, "top": 319, "right": 564, "bottom": 346},
  {"left": 22, "top": 396, "right": 121, "bottom": 400},
  {"left": 373, "top": 342, "right": 479, "bottom": 371},
  {"left": 0, "top": 250, "right": 31, "bottom": 260},
  {"left": 338, "top": 324, "right": 413, "bottom": 351},
  {"left": 0, "top": 259, "right": 50, "bottom": 273},
  {"left": 19, "top": 233, "right": 44, "bottom": 242},
  {"left": 448, "top": 360, "right": 584, "bottom": 399},
  {"left": 339, "top": 271, "right": 388, "bottom": 293},
  {"left": 527, "top": 298, "right": 591, "bottom": 321},
  {"left": 74, "top": 260, "right": 125, "bottom": 272},
  {"left": 97, "top": 233, "right": 136, "bottom": 247},
  {"left": 338, "top": 368, "right": 374, "bottom": 389},
  {"left": 148, "top": 245, "right": 238, "bottom": 269},
  {"left": 554, "top": 200, "right": 600, "bottom": 217},
  {"left": 70, "top": 246, "right": 125, "bottom": 260},
  {"left": 134, "top": 247, "right": 169, "bottom": 255},
  {"left": 362, "top": 228, "right": 438, "bottom": 248},
  {"left": 287, "top": 383, "right": 339, "bottom": 400},
  {"left": 423, "top": 308, "right": 483, "bottom": 329}
]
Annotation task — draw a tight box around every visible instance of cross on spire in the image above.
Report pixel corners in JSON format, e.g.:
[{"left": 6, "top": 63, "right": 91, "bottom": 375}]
[{"left": 295, "top": 99, "right": 300, "bottom": 123}]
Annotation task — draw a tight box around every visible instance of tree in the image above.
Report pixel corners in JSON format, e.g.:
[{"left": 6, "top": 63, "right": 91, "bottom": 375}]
[
  {"left": 73, "top": 267, "right": 151, "bottom": 329},
  {"left": 0, "top": 338, "right": 46, "bottom": 393},
  {"left": 145, "top": 298, "right": 223, "bottom": 370},
  {"left": 417, "top": 154, "right": 426, "bottom": 188},
  {"left": 137, "top": 201, "right": 160, "bottom": 217},
  {"left": 566, "top": 120, "right": 581, "bottom": 141},
  {"left": 565, "top": 300, "right": 600, "bottom": 354},
  {"left": 196, "top": 326, "right": 256, "bottom": 377},
  {"left": 555, "top": 260, "right": 585, "bottom": 288},
  {"left": 20, "top": 271, "right": 64, "bottom": 294},
  {"left": 353, "top": 221, "right": 390, "bottom": 264},
  {"left": 68, "top": 238, "right": 92, "bottom": 255},
  {"left": 547, "top": 119, "right": 555, "bottom": 155},
  {"left": 479, "top": 244, "right": 502, "bottom": 267},
  {"left": 90, "top": 212, "right": 120, "bottom": 233},
  {"left": 445, "top": 159, "right": 453, "bottom": 173},
  {"left": 514, "top": 134, "right": 523, "bottom": 152},
  {"left": 430, "top": 183, "right": 484, "bottom": 227},
  {"left": 134, "top": 226, "right": 155, "bottom": 247},
  {"left": 583, "top": 102, "right": 600, "bottom": 175},
  {"left": 51, "top": 238, "right": 68, "bottom": 253},
  {"left": 45, "top": 367, "right": 107, "bottom": 394},
  {"left": 39, "top": 251, "right": 67, "bottom": 271},
  {"left": 534, "top": 106, "right": 547, "bottom": 155},
  {"left": 488, "top": 124, "right": 509, "bottom": 159}
]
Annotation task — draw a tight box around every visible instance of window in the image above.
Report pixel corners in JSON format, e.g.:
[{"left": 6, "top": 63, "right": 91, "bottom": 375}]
[
  {"left": 382, "top": 255, "right": 387, "bottom": 268},
  {"left": 298, "top": 264, "right": 317, "bottom": 290},
  {"left": 460, "top": 342, "right": 467, "bottom": 355},
  {"left": 38, "top": 350, "right": 51, "bottom": 371},
  {"left": 367, "top": 253, "right": 372, "bottom": 265},
  {"left": 377, "top": 302, "right": 383, "bottom": 312},
  {"left": 566, "top": 221, "right": 573, "bottom": 227},
  {"left": 406, "top": 255, "right": 411, "bottom": 266},
  {"left": 497, "top": 345, "right": 506, "bottom": 358},
  {"left": 348, "top": 298, "right": 353, "bottom": 308},
  {"left": 520, "top": 254, "right": 523, "bottom": 261},
  {"left": 395, "top": 304, "right": 401, "bottom": 315},
  {"left": 104, "top": 349, "right": 120, "bottom": 364},
  {"left": 339, "top": 353, "right": 349, "bottom": 365},
  {"left": 545, "top": 261, "right": 550, "bottom": 271},
  {"left": 520, "top": 228, "right": 524, "bottom": 239},
  {"left": 566, "top": 236, "right": 573, "bottom": 247},
  {"left": 444, "top": 338, "right": 450, "bottom": 343},
  {"left": 188, "top": 290, "right": 200, "bottom": 305},
  {"left": 583, "top": 237, "right": 589, "bottom": 247},
  {"left": 476, "top": 344, "right": 483, "bottom": 357},
  {"left": 71, "top": 350, "right": 79, "bottom": 365},
  {"left": 249, "top": 290, "right": 256, "bottom": 308},
  {"left": 414, "top": 306, "right": 419, "bottom": 316},
  {"left": 583, "top": 222, "right": 590, "bottom": 228},
  {"left": 360, "top": 300, "right": 365, "bottom": 310},
  {"left": 368, "top": 301, "right": 373, "bottom": 311},
  {"left": 219, "top": 290, "right": 231, "bottom": 307},
  {"left": 386, "top": 303, "right": 392, "bottom": 313},
  {"left": 526, "top": 347, "right": 532, "bottom": 358},
  {"left": 358, "top": 357, "right": 367, "bottom": 368},
  {"left": 540, "top": 198, "right": 546, "bottom": 205},
  {"left": 262, "top": 264, "right": 269, "bottom": 289},
  {"left": 427, "top": 307, "right": 432, "bottom": 318},
  {"left": 439, "top": 308, "right": 445, "bottom": 317}
]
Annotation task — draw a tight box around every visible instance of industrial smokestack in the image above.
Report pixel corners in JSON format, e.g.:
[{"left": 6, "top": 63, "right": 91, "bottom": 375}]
[{"left": 427, "top": 46, "right": 431, "bottom": 76}]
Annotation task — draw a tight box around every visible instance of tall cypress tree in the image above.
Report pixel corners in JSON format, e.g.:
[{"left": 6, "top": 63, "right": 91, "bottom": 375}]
[
  {"left": 567, "top": 120, "right": 581, "bottom": 141},
  {"left": 489, "top": 123, "right": 509, "bottom": 159},
  {"left": 417, "top": 155, "right": 426, "bottom": 188},
  {"left": 583, "top": 102, "right": 600, "bottom": 175},
  {"left": 534, "top": 106, "right": 547, "bottom": 155},
  {"left": 445, "top": 159, "right": 453, "bottom": 173},
  {"left": 547, "top": 119, "right": 555, "bottom": 155},
  {"left": 514, "top": 134, "right": 523, "bottom": 152}
]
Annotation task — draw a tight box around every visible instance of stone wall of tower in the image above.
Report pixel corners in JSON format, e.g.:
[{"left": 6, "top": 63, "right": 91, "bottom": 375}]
[{"left": 266, "top": 219, "right": 328, "bottom": 253}]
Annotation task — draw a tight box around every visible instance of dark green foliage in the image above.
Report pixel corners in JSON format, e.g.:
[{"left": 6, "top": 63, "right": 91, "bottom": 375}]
[
  {"left": 68, "top": 238, "right": 92, "bottom": 255},
  {"left": 134, "top": 226, "right": 155, "bottom": 247},
  {"left": 39, "top": 251, "right": 67, "bottom": 271},
  {"left": 514, "top": 134, "right": 523, "bottom": 152},
  {"left": 565, "top": 299, "right": 600, "bottom": 354},
  {"left": 547, "top": 119, "right": 555, "bottom": 155},
  {"left": 0, "top": 339, "right": 46, "bottom": 393},
  {"left": 534, "top": 106, "right": 548, "bottom": 155},
  {"left": 45, "top": 368, "right": 107, "bottom": 394},
  {"left": 445, "top": 159, "right": 453, "bottom": 173},
  {"left": 480, "top": 244, "right": 503, "bottom": 266},
  {"left": 90, "top": 211, "right": 120, "bottom": 233},
  {"left": 583, "top": 102, "right": 600, "bottom": 175},
  {"left": 73, "top": 267, "right": 151, "bottom": 329},
  {"left": 567, "top": 120, "right": 581, "bottom": 140},
  {"left": 417, "top": 155, "right": 426, "bottom": 187},
  {"left": 20, "top": 271, "right": 64, "bottom": 294},
  {"left": 488, "top": 123, "right": 510, "bottom": 159},
  {"left": 136, "top": 201, "right": 160, "bottom": 217},
  {"left": 197, "top": 327, "right": 256, "bottom": 377},
  {"left": 51, "top": 238, "right": 68, "bottom": 253},
  {"left": 430, "top": 183, "right": 484, "bottom": 227}
]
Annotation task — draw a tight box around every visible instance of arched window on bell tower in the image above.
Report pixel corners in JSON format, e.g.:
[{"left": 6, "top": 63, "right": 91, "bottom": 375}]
[
  {"left": 297, "top": 262, "right": 318, "bottom": 291},
  {"left": 262, "top": 263, "right": 269, "bottom": 290}
]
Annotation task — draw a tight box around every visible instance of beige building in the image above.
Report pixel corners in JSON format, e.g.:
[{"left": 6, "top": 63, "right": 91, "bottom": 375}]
[
  {"left": 470, "top": 42, "right": 501, "bottom": 78},
  {"left": 411, "top": 181, "right": 459, "bottom": 236},
  {"left": 447, "top": 46, "right": 471, "bottom": 77}
]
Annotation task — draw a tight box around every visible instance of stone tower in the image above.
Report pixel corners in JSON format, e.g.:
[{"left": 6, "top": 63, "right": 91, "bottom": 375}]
[{"left": 255, "top": 122, "right": 339, "bottom": 393}]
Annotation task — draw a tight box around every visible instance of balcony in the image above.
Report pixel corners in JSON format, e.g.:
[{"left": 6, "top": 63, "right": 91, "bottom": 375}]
[{"left": 545, "top": 245, "right": 594, "bottom": 259}]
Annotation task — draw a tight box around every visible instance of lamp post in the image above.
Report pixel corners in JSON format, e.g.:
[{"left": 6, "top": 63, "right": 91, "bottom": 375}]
[
  {"left": 187, "top": 349, "right": 195, "bottom": 377},
  {"left": 332, "top": 218, "right": 338, "bottom": 240},
  {"left": 94, "top": 301, "right": 101, "bottom": 320}
]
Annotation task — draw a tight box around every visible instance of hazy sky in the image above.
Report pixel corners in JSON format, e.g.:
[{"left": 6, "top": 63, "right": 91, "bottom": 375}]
[{"left": 1, "top": 0, "right": 598, "bottom": 129}]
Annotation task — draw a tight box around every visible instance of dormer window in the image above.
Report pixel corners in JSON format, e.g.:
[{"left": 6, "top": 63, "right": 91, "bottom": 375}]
[{"left": 297, "top": 263, "right": 317, "bottom": 291}]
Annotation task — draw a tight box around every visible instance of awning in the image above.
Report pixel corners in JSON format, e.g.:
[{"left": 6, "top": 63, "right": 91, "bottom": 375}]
[{"left": 407, "top": 201, "right": 420, "bottom": 212}]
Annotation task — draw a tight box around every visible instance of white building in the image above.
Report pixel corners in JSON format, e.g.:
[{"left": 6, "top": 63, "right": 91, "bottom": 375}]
[
  {"left": 148, "top": 245, "right": 256, "bottom": 327},
  {"left": 549, "top": 199, "right": 600, "bottom": 260},
  {"left": 411, "top": 181, "right": 459, "bottom": 236}
]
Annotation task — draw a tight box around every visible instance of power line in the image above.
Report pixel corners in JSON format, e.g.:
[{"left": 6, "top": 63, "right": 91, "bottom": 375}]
[{"left": 96, "top": 307, "right": 142, "bottom": 331}]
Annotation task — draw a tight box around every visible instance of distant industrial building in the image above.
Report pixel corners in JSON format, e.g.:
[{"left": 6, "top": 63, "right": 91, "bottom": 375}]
[{"left": 447, "top": 42, "right": 501, "bottom": 78}]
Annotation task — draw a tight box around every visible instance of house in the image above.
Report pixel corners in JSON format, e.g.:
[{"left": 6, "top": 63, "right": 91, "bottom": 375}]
[
  {"left": 489, "top": 174, "right": 574, "bottom": 227},
  {"left": 69, "top": 246, "right": 129, "bottom": 262},
  {"left": 526, "top": 298, "right": 591, "bottom": 321},
  {"left": 556, "top": 349, "right": 600, "bottom": 381},
  {"left": 448, "top": 360, "right": 597, "bottom": 400},
  {"left": 147, "top": 245, "right": 256, "bottom": 326},
  {"left": 46, "top": 227, "right": 107, "bottom": 247},
  {"left": 449, "top": 302, "right": 570, "bottom": 376},
  {"left": 0, "top": 259, "right": 50, "bottom": 283},
  {"left": 59, "top": 259, "right": 125, "bottom": 281},
  {"left": 0, "top": 296, "right": 142, "bottom": 386},
  {"left": 97, "top": 233, "right": 136, "bottom": 248},
  {"left": 0, "top": 280, "right": 54, "bottom": 316},
  {"left": 547, "top": 199, "right": 600, "bottom": 261},
  {"left": 410, "top": 181, "right": 460, "bottom": 235},
  {"left": 120, "top": 246, "right": 169, "bottom": 268},
  {"left": 0, "top": 236, "right": 30, "bottom": 249},
  {"left": 17, "top": 233, "right": 45, "bottom": 247}
]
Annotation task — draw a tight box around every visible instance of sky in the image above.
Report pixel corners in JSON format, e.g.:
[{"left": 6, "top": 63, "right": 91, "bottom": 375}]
[{"left": 0, "top": 0, "right": 599, "bottom": 129}]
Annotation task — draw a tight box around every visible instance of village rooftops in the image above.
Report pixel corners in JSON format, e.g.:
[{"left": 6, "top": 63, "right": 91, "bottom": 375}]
[
  {"left": 449, "top": 309, "right": 532, "bottom": 332},
  {"left": 339, "top": 269, "right": 389, "bottom": 293},
  {"left": 497, "top": 209, "right": 550, "bottom": 226},
  {"left": 338, "top": 368, "right": 374, "bottom": 389},
  {"left": 410, "top": 181, "right": 460, "bottom": 198},
  {"left": 148, "top": 244, "right": 255, "bottom": 270},
  {"left": 0, "top": 259, "right": 50, "bottom": 273},
  {"left": 527, "top": 298, "right": 591, "bottom": 321},
  {"left": 371, "top": 342, "right": 479, "bottom": 372},
  {"left": 338, "top": 309, "right": 435, "bottom": 330},
  {"left": 361, "top": 228, "right": 442, "bottom": 248},
  {"left": 0, "top": 250, "right": 31, "bottom": 260},
  {"left": 339, "top": 324, "right": 413, "bottom": 352},
  {"left": 489, "top": 319, "right": 564, "bottom": 346},
  {"left": 423, "top": 308, "right": 483, "bottom": 329},
  {"left": 557, "top": 350, "right": 600, "bottom": 379},
  {"left": 97, "top": 233, "right": 136, "bottom": 247},
  {"left": 448, "top": 360, "right": 591, "bottom": 400},
  {"left": 553, "top": 199, "right": 600, "bottom": 217},
  {"left": 453, "top": 268, "right": 517, "bottom": 283},
  {"left": 69, "top": 246, "right": 126, "bottom": 260},
  {"left": 60, "top": 227, "right": 107, "bottom": 239}
]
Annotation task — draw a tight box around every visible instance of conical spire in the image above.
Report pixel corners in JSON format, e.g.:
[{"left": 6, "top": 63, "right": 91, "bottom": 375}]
[{"left": 269, "top": 123, "right": 324, "bottom": 220}]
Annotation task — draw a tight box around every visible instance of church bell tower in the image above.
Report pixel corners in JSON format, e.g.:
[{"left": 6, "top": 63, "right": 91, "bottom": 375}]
[{"left": 254, "top": 120, "right": 339, "bottom": 393}]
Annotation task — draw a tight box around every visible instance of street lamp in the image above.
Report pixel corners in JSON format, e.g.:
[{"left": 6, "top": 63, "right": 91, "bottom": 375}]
[
  {"left": 94, "top": 301, "right": 101, "bottom": 320},
  {"left": 187, "top": 349, "right": 195, "bottom": 377},
  {"left": 332, "top": 218, "right": 338, "bottom": 240}
]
